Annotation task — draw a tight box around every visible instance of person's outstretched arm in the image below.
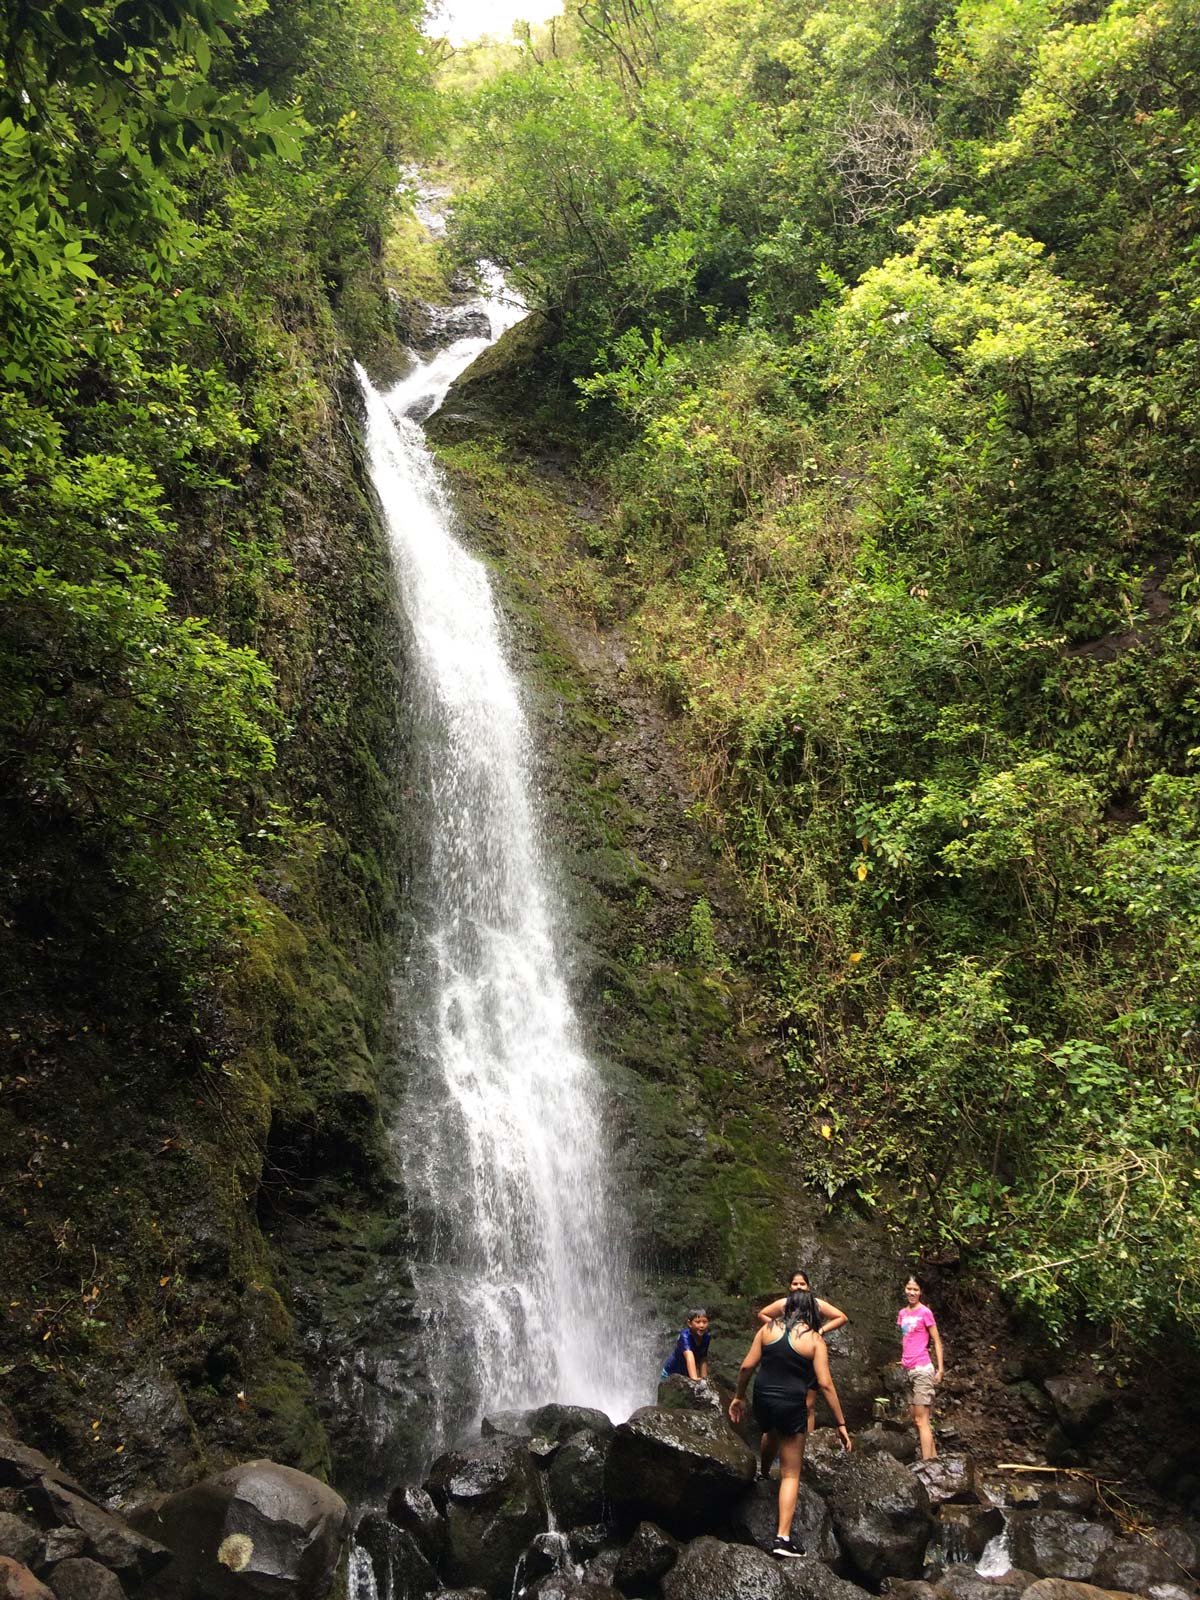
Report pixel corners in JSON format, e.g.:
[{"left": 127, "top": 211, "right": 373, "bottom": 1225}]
[
  {"left": 728, "top": 1329, "right": 765, "bottom": 1423},
  {"left": 756, "top": 1297, "right": 786, "bottom": 1326},
  {"left": 683, "top": 1333, "right": 700, "bottom": 1381},
  {"left": 812, "top": 1337, "right": 852, "bottom": 1451},
  {"left": 931, "top": 1318, "right": 944, "bottom": 1382},
  {"left": 815, "top": 1296, "right": 849, "bottom": 1335}
]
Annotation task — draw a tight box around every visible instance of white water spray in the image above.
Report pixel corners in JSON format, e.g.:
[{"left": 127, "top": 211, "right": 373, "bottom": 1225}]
[{"left": 356, "top": 266, "right": 651, "bottom": 1452}]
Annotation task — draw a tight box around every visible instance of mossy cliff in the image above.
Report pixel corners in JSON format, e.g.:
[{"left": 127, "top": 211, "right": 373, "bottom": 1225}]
[
  {"left": 425, "top": 326, "right": 902, "bottom": 1410},
  {"left": 0, "top": 347, "right": 408, "bottom": 1504}
]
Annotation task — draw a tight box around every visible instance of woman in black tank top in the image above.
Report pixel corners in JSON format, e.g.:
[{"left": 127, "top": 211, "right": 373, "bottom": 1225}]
[{"left": 729, "top": 1289, "right": 852, "bottom": 1559}]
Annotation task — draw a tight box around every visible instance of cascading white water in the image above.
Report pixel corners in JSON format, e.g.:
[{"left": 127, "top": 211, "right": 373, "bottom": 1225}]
[{"left": 355, "top": 267, "right": 652, "bottom": 1454}]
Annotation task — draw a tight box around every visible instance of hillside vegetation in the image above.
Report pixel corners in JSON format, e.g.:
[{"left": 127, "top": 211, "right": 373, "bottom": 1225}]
[{"left": 445, "top": 0, "right": 1200, "bottom": 1352}]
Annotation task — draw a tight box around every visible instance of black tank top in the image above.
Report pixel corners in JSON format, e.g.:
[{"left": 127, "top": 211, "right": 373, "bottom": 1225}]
[{"left": 757, "top": 1323, "right": 817, "bottom": 1397}]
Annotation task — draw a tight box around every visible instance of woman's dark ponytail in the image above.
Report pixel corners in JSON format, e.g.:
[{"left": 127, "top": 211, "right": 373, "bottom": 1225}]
[{"left": 783, "top": 1288, "right": 819, "bottom": 1332}]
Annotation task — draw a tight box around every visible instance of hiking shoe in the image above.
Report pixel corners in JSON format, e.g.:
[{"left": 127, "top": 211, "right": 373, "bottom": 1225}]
[{"left": 771, "top": 1538, "right": 804, "bottom": 1559}]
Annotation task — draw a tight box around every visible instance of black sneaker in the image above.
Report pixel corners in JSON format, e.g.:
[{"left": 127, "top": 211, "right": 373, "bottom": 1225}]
[{"left": 771, "top": 1537, "right": 804, "bottom": 1559}]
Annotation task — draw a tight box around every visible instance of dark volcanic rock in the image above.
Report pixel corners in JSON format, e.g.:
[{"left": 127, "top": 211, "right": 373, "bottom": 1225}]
[
  {"left": 426, "top": 1436, "right": 546, "bottom": 1598},
  {"left": 720, "top": 1480, "right": 840, "bottom": 1566},
  {"left": 547, "top": 1431, "right": 609, "bottom": 1529},
  {"left": 570, "top": 1527, "right": 608, "bottom": 1564},
  {"left": 802, "top": 1433, "right": 851, "bottom": 1499},
  {"left": 1159, "top": 1522, "right": 1200, "bottom": 1578},
  {"left": 43, "top": 1556, "right": 126, "bottom": 1600},
  {"left": 0, "top": 1558, "right": 52, "bottom": 1600},
  {"left": 481, "top": 1412, "right": 534, "bottom": 1441},
  {"left": 776, "top": 1556, "right": 872, "bottom": 1600},
  {"left": 38, "top": 1528, "right": 85, "bottom": 1566},
  {"left": 583, "top": 1547, "right": 623, "bottom": 1587},
  {"left": 529, "top": 1406, "right": 615, "bottom": 1443},
  {"left": 26, "top": 1482, "right": 167, "bottom": 1581},
  {"left": 1020, "top": 1583, "right": 1140, "bottom": 1600},
  {"left": 613, "top": 1522, "right": 681, "bottom": 1594},
  {"left": 911, "top": 1457, "right": 979, "bottom": 1507},
  {"left": 657, "top": 1379, "right": 727, "bottom": 1416},
  {"left": 883, "top": 1583, "right": 937, "bottom": 1600},
  {"left": 516, "top": 1532, "right": 576, "bottom": 1593},
  {"left": 528, "top": 1580, "right": 622, "bottom": 1600},
  {"left": 1007, "top": 1512, "right": 1116, "bottom": 1583},
  {"left": 855, "top": 1428, "right": 917, "bottom": 1466},
  {"left": 131, "top": 1458, "right": 349, "bottom": 1599},
  {"left": 385, "top": 1486, "right": 446, "bottom": 1564},
  {"left": 356, "top": 1512, "right": 439, "bottom": 1600},
  {"left": 0, "top": 1444, "right": 89, "bottom": 1504},
  {"left": 826, "top": 1452, "right": 933, "bottom": 1586},
  {"left": 1039, "top": 1482, "right": 1096, "bottom": 1517},
  {"left": 0, "top": 1518, "right": 39, "bottom": 1571},
  {"left": 1091, "top": 1537, "right": 1182, "bottom": 1593},
  {"left": 605, "top": 1409, "right": 755, "bottom": 1536},
  {"left": 662, "top": 1536, "right": 790, "bottom": 1600},
  {"left": 933, "top": 1565, "right": 1037, "bottom": 1600},
  {"left": 1042, "top": 1382, "right": 1111, "bottom": 1443}
]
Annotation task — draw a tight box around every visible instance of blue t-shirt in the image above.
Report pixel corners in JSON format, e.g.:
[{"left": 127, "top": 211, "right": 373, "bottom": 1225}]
[{"left": 663, "top": 1325, "right": 710, "bottom": 1377}]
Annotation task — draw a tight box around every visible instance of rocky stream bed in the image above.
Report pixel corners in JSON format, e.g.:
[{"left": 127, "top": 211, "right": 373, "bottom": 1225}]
[{"left": 4, "top": 1376, "right": 1199, "bottom": 1600}]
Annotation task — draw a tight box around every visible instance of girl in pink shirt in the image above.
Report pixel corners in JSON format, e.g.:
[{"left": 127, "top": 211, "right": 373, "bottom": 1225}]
[{"left": 897, "top": 1275, "right": 944, "bottom": 1460}]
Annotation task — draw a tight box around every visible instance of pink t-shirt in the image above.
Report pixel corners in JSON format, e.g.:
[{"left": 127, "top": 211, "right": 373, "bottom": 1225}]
[{"left": 897, "top": 1303, "right": 936, "bottom": 1367}]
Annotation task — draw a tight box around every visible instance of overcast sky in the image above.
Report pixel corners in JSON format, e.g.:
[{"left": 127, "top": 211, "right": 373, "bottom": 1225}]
[{"left": 429, "top": 0, "right": 564, "bottom": 46}]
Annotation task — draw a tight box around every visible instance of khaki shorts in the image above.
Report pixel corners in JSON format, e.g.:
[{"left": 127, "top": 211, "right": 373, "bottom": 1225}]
[{"left": 908, "top": 1364, "right": 937, "bottom": 1407}]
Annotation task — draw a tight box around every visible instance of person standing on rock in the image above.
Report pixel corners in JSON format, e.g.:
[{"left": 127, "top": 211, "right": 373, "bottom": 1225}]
[
  {"left": 729, "top": 1289, "right": 852, "bottom": 1559},
  {"left": 757, "top": 1270, "right": 849, "bottom": 1436},
  {"left": 897, "top": 1274, "right": 944, "bottom": 1460},
  {"left": 661, "top": 1309, "right": 711, "bottom": 1381}
]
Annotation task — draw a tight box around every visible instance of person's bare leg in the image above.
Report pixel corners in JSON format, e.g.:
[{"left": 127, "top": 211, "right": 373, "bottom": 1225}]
[
  {"left": 760, "top": 1429, "right": 779, "bottom": 1478},
  {"left": 777, "top": 1432, "right": 805, "bottom": 1540},
  {"left": 912, "top": 1403, "right": 936, "bottom": 1460},
  {"left": 806, "top": 1389, "right": 816, "bottom": 1435}
]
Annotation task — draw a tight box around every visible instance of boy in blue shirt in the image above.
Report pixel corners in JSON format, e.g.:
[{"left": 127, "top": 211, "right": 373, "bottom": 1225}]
[{"left": 661, "top": 1309, "right": 711, "bottom": 1380}]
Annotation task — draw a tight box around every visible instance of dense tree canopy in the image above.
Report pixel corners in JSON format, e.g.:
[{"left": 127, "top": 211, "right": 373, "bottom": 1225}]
[{"left": 447, "top": 0, "right": 1200, "bottom": 1348}]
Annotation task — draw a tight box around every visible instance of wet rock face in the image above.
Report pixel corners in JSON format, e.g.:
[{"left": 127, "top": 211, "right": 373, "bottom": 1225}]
[
  {"left": 855, "top": 1428, "right": 917, "bottom": 1466},
  {"left": 385, "top": 1485, "right": 446, "bottom": 1564},
  {"left": 931, "top": 1564, "right": 1039, "bottom": 1600},
  {"left": 662, "top": 1536, "right": 790, "bottom": 1600},
  {"left": 0, "top": 1515, "right": 39, "bottom": 1570},
  {"left": 356, "top": 1511, "right": 440, "bottom": 1600},
  {"left": 131, "top": 1458, "right": 349, "bottom": 1599},
  {"left": 426, "top": 1436, "right": 547, "bottom": 1598},
  {"left": 548, "top": 1431, "right": 610, "bottom": 1529},
  {"left": 825, "top": 1452, "right": 933, "bottom": 1586},
  {"left": 1007, "top": 1512, "right": 1116, "bottom": 1584},
  {"left": 926, "top": 1504, "right": 1004, "bottom": 1570},
  {"left": 26, "top": 1480, "right": 167, "bottom": 1581},
  {"left": 778, "top": 1561, "right": 872, "bottom": 1600},
  {"left": 613, "top": 1522, "right": 681, "bottom": 1595},
  {"left": 605, "top": 1409, "right": 756, "bottom": 1537}
]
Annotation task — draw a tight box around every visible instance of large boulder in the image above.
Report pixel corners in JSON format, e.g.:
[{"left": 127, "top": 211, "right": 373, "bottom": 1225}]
[
  {"left": 613, "top": 1523, "right": 681, "bottom": 1595},
  {"left": 605, "top": 1410, "right": 755, "bottom": 1536},
  {"left": 720, "top": 1481, "right": 840, "bottom": 1566},
  {"left": 1020, "top": 1583, "right": 1140, "bottom": 1600},
  {"left": 1039, "top": 1482, "right": 1096, "bottom": 1517},
  {"left": 43, "top": 1557, "right": 126, "bottom": 1600},
  {"left": 547, "top": 1432, "right": 609, "bottom": 1529},
  {"left": 26, "top": 1481, "right": 167, "bottom": 1583},
  {"left": 1090, "top": 1539, "right": 1183, "bottom": 1594},
  {"left": 0, "top": 1559, "right": 52, "bottom": 1600},
  {"left": 911, "top": 1458, "right": 979, "bottom": 1508},
  {"left": 0, "top": 1518, "right": 39, "bottom": 1570},
  {"left": 131, "top": 1459, "right": 349, "bottom": 1599},
  {"left": 426, "top": 1436, "right": 547, "bottom": 1598},
  {"left": 527, "top": 1579, "right": 621, "bottom": 1600},
  {"left": 1158, "top": 1524, "right": 1200, "bottom": 1580},
  {"left": 662, "top": 1536, "right": 790, "bottom": 1600},
  {"left": 802, "top": 1434, "right": 851, "bottom": 1499},
  {"left": 1008, "top": 1513, "right": 1116, "bottom": 1583},
  {"left": 516, "top": 1532, "right": 577, "bottom": 1595},
  {"left": 825, "top": 1453, "right": 933, "bottom": 1586},
  {"left": 855, "top": 1429, "right": 917, "bottom": 1466},
  {"left": 776, "top": 1558, "right": 872, "bottom": 1600},
  {"left": 385, "top": 1487, "right": 446, "bottom": 1565},
  {"left": 528, "top": 1406, "right": 614, "bottom": 1443},
  {"left": 933, "top": 1566, "right": 1036, "bottom": 1600},
  {"left": 1042, "top": 1382, "right": 1111, "bottom": 1444}
]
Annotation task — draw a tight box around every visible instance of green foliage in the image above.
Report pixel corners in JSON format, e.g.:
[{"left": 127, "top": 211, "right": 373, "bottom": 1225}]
[
  {"left": 1, "top": 0, "right": 431, "bottom": 985},
  {"left": 450, "top": 0, "right": 1200, "bottom": 1349}
]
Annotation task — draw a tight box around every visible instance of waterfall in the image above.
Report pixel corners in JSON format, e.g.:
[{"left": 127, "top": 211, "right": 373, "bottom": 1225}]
[{"left": 355, "top": 266, "right": 651, "bottom": 1457}]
